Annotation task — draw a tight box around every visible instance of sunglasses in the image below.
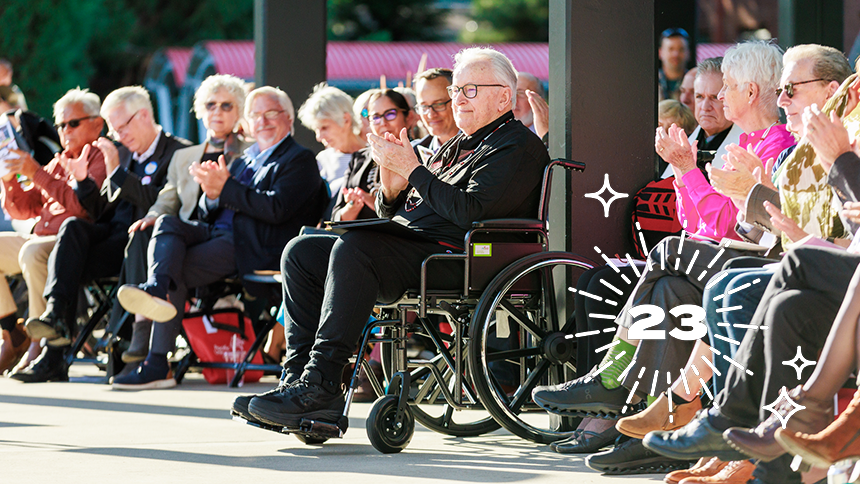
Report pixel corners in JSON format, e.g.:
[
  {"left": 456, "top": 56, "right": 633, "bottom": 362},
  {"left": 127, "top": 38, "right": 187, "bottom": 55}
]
[
  {"left": 205, "top": 101, "right": 234, "bottom": 112},
  {"left": 661, "top": 27, "right": 689, "bottom": 40},
  {"left": 369, "top": 108, "right": 405, "bottom": 125},
  {"left": 775, "top": 78, "right": 825, "bottom": 98},
  {"left": 56, "top": 115, "right": 97, "bottom": 130},
  {"left": 414, "top": 99, "right": 452, "bottom": 115},
  {"left": 248, "top": 109, "right": 284, "bottom": 122}
]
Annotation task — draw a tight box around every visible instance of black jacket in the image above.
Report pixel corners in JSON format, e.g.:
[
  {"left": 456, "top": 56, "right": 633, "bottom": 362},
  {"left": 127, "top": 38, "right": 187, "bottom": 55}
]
[
  {"left": 378, "top": 111, "right": 549, "bottom": 248},
  {"left": 204, "top": 135, "right": 327, "bottom": 278},
  {"left": 75, "top": 131, "right": 191, "bottom": 230},
  {"left": 331, "top": 148, "right": 379, "bottom": 221}
]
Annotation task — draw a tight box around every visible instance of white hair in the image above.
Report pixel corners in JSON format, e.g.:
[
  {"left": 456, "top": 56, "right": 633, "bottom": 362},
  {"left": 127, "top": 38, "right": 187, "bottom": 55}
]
[
  {"left": 453, "top": 47, "right": 518, "bottom": 109},
  {"left": 53, "top": 88, "right": 100, "bottom": 124},
  {"left": 297, "top": 83, "right": 358, "bottom": 133},
  {"left": 193, "top": 74, "right": 247, "bottom": 120},
  {"left": 722, "top": 41, "right": 784, "bottom": 117},
  {"left": 101, "top": 85, "right": 153, "bottom": 120},
  {"left": 246, "top": 86, "right": 294, "bottom": 128}
]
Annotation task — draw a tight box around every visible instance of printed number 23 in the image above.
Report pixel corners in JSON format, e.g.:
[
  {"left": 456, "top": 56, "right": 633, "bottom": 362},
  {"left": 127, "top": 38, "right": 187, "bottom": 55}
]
[{"left": 627, "top": 304, "right": 707, "bottom": 341}]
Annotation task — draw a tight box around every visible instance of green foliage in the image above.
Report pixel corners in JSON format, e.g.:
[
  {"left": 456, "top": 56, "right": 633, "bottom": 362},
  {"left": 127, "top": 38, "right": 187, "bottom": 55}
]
[
  {"left": 461, "top": 0, "right": 549, "bottom": 43},
  {"left": 327, "top": 0, "right": 443, "bottom": 41},
  {"left": 0, "top": 0, "right": 253, "bottom": 121}
]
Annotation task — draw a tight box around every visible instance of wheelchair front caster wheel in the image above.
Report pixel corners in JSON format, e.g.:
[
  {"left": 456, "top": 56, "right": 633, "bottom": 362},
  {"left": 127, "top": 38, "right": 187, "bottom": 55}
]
[
  {"left": 366, "top": 395, "right": 414, "bottom": 454},
  {"left": 294, "top": 434, "right": 328, "bottom": 445}
]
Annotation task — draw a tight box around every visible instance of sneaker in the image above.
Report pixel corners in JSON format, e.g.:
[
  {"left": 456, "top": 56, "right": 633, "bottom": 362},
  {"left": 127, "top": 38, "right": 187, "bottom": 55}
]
[
  {"left": 248, "top": 372, "right": 344, "bottom": 428},
  {"left": 9, "top": 346, "right": 68, "bottom": 383},
  {"left": 112, "top": 358, "right": 176, "bottom": 390},
  {"left": 232, "top": 372, "right": 300, "bottom": 424},
  {"left": 532, "top": 371, "right": 635, "bottom": 418},
  {"left": 117, "top": 284, "right": 176, "bottom": 323}
]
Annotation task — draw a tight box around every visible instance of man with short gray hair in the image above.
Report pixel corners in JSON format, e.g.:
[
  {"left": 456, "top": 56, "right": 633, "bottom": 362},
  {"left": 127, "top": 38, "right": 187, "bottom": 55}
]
[
  {"left": 14, "top": 86, "right": 190, "bottom": 382},
  {"left": 233, "top": 47, "right": 550, "bottom": 430}
]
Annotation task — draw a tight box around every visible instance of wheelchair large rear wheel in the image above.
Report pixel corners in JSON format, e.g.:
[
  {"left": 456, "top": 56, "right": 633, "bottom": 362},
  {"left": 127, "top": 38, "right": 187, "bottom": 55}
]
[
  {"left": 379, "top": 337, "right": 501, "bottom": 437},
  {"left": 468, "top": 251, "right": 594, "bottom": 444}
]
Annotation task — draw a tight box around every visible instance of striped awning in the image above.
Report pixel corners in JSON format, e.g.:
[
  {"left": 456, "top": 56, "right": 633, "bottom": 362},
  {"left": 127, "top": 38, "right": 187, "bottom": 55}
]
[
  {"left": 205, "top": 40, "right": 255, "bottom": 80},
  {"left": 164, "top": 48, "right": 193, "bottom": 87},
  {"left": 696, "top": 43, "right": 734, "bottom": 63}
]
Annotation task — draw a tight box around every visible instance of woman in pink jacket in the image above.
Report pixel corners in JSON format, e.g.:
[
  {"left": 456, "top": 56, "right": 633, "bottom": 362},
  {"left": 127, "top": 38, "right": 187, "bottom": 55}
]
[{"left": 656, "top": 41, "right": 796, "bottom": 241}]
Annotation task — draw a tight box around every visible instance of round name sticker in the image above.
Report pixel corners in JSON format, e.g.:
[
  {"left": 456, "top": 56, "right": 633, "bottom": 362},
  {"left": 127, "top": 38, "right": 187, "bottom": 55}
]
[
  {"left": 141, "top": 176, "right": 152, "bottom": 185},
  {"left": 144, "top": 161, "right": 158, "bottom": 175}
]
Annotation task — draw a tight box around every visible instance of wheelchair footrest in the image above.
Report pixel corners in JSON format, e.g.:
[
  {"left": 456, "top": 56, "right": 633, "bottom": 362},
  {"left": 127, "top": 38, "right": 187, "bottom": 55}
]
[{"left": 232, "top": 411, "right": 348, "bottom": 439}]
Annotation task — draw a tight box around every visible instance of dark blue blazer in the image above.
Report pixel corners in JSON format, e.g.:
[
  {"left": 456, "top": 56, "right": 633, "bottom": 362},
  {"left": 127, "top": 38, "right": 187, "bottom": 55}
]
[{"left": 204, "top": 135, "right": 327, "bottom": 281}]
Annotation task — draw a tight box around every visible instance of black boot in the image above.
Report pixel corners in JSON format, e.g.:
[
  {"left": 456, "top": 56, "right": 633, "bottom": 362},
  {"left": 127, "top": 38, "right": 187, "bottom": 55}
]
[{"left": 9, "top": 346, "right": 68, "bottom": 383}]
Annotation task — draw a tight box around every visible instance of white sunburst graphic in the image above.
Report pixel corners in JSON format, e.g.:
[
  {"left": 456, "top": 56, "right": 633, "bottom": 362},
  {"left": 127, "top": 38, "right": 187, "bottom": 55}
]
[{"left": 565, "top": 222, "right": 776, "bottom": 422}]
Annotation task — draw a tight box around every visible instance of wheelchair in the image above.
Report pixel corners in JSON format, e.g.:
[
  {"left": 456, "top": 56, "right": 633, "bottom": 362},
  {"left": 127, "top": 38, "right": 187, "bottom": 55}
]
[{"left": 242, "top": 159, "right": 597, "bottom": 453}]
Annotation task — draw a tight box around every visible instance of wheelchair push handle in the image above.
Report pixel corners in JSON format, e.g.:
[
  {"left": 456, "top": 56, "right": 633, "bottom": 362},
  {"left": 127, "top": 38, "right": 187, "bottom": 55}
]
[
  {"left": 548, "top": 158, "right": 586, "bottom": 172},
  {"left": 538, "top": 158, "right": 586, "bottom": 222}
]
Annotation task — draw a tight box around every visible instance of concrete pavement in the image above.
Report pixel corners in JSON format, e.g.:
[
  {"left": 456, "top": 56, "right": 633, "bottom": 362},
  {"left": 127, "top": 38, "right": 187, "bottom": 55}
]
[{"left": 0, "top": 364, "right": 668, "bottom": 484}]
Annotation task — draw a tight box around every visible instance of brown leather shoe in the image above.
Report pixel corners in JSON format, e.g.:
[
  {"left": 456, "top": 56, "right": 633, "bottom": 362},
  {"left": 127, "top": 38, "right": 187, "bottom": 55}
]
[
  {"left": 665, "top": 457, "right": 727, "bottom": 484},
  {"left": 679, "top": 459, "right": 754, "bottom": 484},
  {"left": 776, "top": 389, "right": 860, "bottom": 468},
  {"left": 0, "top": 320, "right": 31, "bottom": 374},
  {"left": 724, "top": 385, "right": 832, "bottom": 462},
  {"left": 617, "top": 393, "right": 702, "bottom": 438}
]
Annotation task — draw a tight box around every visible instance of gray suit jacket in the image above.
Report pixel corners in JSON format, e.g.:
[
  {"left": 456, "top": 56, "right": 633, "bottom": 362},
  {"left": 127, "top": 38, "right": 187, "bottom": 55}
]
[{"left": 146, "top": 138, "right": 251, "bottom": 221}]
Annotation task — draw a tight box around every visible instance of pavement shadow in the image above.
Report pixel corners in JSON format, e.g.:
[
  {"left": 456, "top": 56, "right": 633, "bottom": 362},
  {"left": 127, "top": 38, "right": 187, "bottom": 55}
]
[{"left": 0, "top": 394, "right": 228, "bottom": 420}]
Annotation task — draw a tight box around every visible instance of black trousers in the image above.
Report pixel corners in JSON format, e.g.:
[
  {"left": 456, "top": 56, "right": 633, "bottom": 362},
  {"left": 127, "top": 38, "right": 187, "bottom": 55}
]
[
  {"left": 107, "top": 226, "right": 153, "bottom": 339},
  {"left": 280, "top": 231, "right": 461, "bottom": 383},
  {"left": 146, "top": 215, "right": 236, "bottom": 354},
  {"left": 42, "top": 217, "right": 126, "bottom": 317},
  {"left": 711, "top": 247, "right": 859, "bottom": 484},
  {"left": 716, "top": 246, "right": 860, "bottom": 425},
  {"left": 573, "top": 264, "right": 638, "bottom": 372}
]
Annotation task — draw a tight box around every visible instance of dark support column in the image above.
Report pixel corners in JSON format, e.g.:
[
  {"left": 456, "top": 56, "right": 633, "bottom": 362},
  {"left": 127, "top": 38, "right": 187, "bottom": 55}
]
[
  {"left": 778, "top": 0, "right": 844, "bottom": 50},
  {"left": 548, "top": 0, "right": 656, "bottom": 261},
  {"left": 255, "top": 0, "right": 326, "bottom": 151}
]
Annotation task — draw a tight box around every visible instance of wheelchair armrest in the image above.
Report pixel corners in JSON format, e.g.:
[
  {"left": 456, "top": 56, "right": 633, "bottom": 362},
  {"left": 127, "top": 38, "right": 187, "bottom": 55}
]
[{"left": 471, "top": 219, "right": 545, "bottom": 230}]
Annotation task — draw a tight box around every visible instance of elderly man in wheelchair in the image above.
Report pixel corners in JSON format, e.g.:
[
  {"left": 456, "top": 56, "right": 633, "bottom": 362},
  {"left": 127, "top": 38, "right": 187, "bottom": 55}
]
[{"left": 231, "top": 47, "right": 553, "bottom": 436}]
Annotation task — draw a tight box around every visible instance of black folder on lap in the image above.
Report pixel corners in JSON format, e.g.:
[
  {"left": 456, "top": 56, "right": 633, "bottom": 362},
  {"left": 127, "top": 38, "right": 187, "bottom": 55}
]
[{"left": 326, "top": 218, "right": 436, "bottom": 243}]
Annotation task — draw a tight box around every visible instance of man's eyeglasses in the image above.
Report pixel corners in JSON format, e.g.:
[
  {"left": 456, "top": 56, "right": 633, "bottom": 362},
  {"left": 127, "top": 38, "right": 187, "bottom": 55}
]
[
  {"left": 447, "top": 84, "right": 505, "bottom": 99},
  {"left": 775, "top": 78, "right": 826, "bottom": 99},
  {"left": 205, "top": 101, "right": 234, "bottom": 112},
  {"left": 369, "top": 108, "right": 405, "bottom": 125},
  {"left": 248, "top": 110, "right": 284, "bottom": 122},
  {"left": 56, "top": 115, "right": 97, "bottom": 130},
  {"left": 108, "top": 110, "right": 140, "bottom": 140},
  {"left": 414, "top": 99, "right": 452, "bottom": 115}
]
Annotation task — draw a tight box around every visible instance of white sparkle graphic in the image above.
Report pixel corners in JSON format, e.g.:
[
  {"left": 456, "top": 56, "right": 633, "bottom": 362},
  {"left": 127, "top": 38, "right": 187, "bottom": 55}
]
[
  {"left": 584, "top": 173, "right": 629, "bottom": 217},
  {"left": 762, "top": 387, "right": 807, "bottom": 429},
  {"left": 782, "top": 346, "right": 817, "bottom": 380}
]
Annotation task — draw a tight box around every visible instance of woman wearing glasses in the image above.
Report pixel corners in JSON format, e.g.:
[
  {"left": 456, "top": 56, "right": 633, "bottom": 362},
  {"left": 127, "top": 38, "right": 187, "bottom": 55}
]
[
  {"left": 331, "top": 89, "right": 416, "bottom": 222},
  {"left": 115, "top": 74, "right": 250, "bottom": 367},
  {"left": 298, "top": 84, "right": 368, "bottom": 207}
]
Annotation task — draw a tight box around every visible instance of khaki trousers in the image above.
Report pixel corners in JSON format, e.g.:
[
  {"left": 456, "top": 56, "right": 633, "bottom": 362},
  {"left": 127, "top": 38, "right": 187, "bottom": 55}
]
[{"left": 0, "top": 232, "right": 56, "bottom": 318}]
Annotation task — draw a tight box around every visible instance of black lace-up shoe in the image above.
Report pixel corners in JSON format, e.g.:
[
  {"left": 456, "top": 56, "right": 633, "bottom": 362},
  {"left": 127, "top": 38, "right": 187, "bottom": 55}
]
[
  {"left": 25, "top": 309, "right": 71, "bottom": 347},
  {"left": 532, "top": 372, "right": 636, "bottom": 418},
  {"left": 9, "top": 346, "right": 68, "bottom": 383},
  {"left": 248, "top": 372, "right": 345, "bottom": 428},
  {"left": 586, "top": 438, "right": 695, "bottom": 475},
  {"left": 232, "top": 372, "right": 300, "bottom": 424}
]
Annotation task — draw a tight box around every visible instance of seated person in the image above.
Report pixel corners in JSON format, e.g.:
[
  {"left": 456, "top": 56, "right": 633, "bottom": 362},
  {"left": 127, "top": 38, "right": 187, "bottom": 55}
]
[
  {"left": 512, "top": 71, "right": 547, "bottom": 139},
  {"left": 111, "top": 86, "right": 327, "bottom": 390},
  {"left": 116, "top": 74, "right": 250, "bottom": 366},
  {"left": 413, "top": 68, "right": 460, "bottom": 155},
  {"left": 332, "top": 89, "right": 416, "bottom": 222},
  {"left": 231, "top": 47, "right": 551, "bottom": 428},
  {"left": 16, "top": 86, "right": 190, "bottom": 382},
  {"left": 658, "top": 99, "right": 696, "bottom": 136},
  {"left": 0, "top": 88, "right": 107, "bottom": 375},
  {"left": 298, "top": 83, "right": 367, "bottom": 201}
]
